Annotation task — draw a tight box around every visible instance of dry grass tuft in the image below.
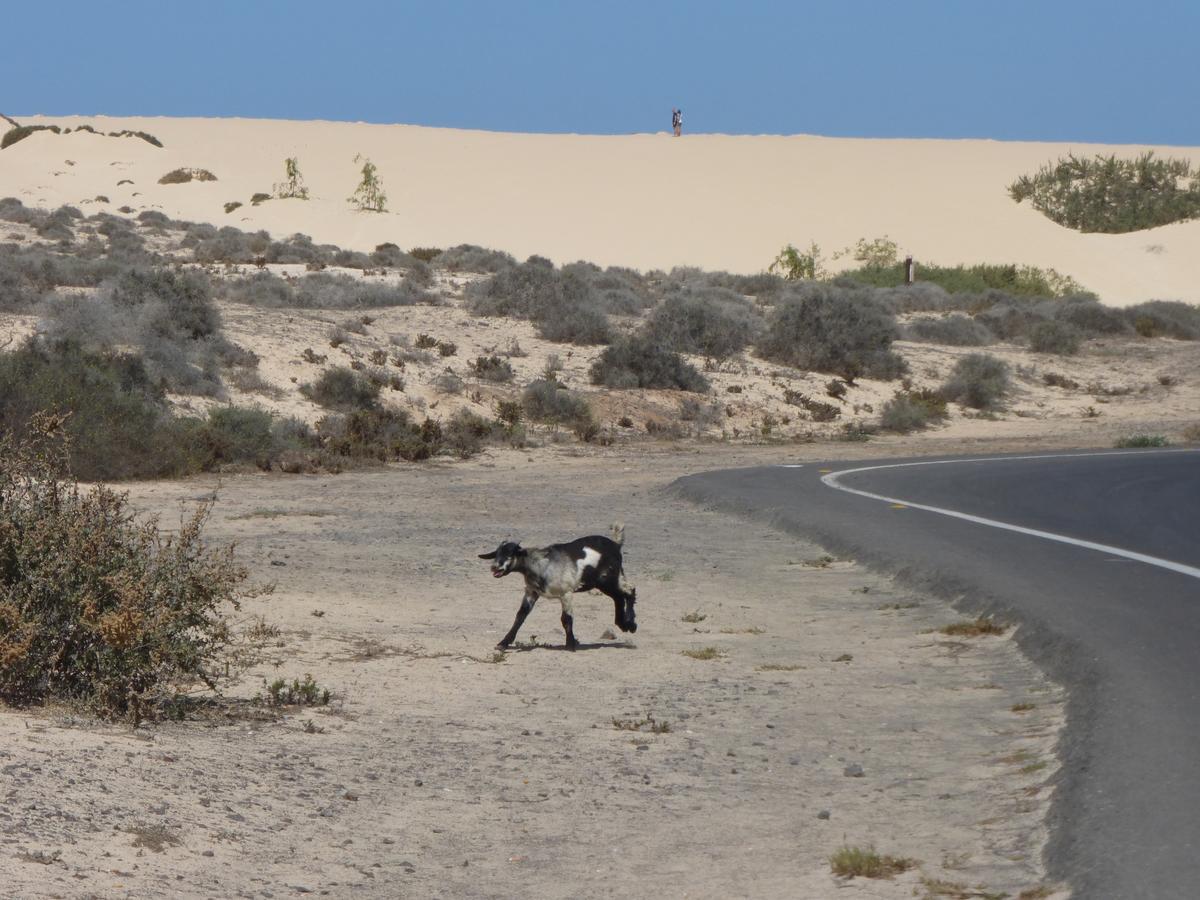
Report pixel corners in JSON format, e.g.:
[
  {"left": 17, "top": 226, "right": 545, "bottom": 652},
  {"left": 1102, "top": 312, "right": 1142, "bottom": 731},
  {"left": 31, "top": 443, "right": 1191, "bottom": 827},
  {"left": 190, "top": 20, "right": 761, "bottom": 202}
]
[
  {"left": 939, "top": 618, "right": 1007, "bottom": 637},
  {"left": 829, "top": 845, "right": 915, "bottom": 879}
]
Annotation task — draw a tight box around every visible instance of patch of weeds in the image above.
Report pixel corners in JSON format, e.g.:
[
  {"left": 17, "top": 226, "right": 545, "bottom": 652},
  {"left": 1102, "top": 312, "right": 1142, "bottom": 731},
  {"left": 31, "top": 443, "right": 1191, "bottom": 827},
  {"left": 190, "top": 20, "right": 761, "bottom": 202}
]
[
  {"left": 1011, "top": 702, "right": 1036, "bottom": 713},
  {"left": 921, "top": 877, "right": 1008, "bottom": 899},
  {"left": 783, "top": 389, "right": 840, "bottom": 422},
  {"left": 829, "top": 845, "right": 915, "bottom": 879},
  {"left": 1020, "top": 761, "right": 1049, "bottom": 775},
  {"left": 1042, "top": 372, "right": 1079, "bottom": 389},
  {"left": 720, "top": 626, "right": 766, "bottom": 635},
  {"left": 469, "top": 354, "right": 515, "bottom": 383},
  {"left": 127, "top": 823, "right": 183, "bottom": 853},
  {"left": 802, "top": 555, "right": 837, "bottom": 568},
  {"left": 756, "top": 663, "right": 803, "bottom": 672},
  {"left": 681, "top": 646, "right": 725, "bottom": 661},
  {"left": 832, "top": 653, "right": 853, "bottom": 662},
  {"left": 1114, "top": 433, "right": 1168, "bottom": 448},
  {"left": 681, "top": 610, "right": 707, "bottom": 623},
  {"left": 17, "top": 848, "right": 63, "bottom": 865},
  {"left": 302, "top": 719, "right": 325, "bottom": 734},
  {"left": 158, "top": 168, "right": 217, "bottom": 185},
  {"left": 230, "top": 508, "right": 331, "bottom": 520},
  {"left": 939, "top": 618, "right": 1007, "bottom": 637},
  {"left": 612, "top": 715, "right": 672, "bottom": 733},
  {"left": 260, "top": 674, "right": 331, "bottom": 707},
  {"left": 880, "top": 389, "right": 948, "bottom": 433},
  {"left": 878, "top": 601, "right": 920, "bottom": 610},
  {"left": 1018, "top": 887, "right": 1057, "bottom": 899}
]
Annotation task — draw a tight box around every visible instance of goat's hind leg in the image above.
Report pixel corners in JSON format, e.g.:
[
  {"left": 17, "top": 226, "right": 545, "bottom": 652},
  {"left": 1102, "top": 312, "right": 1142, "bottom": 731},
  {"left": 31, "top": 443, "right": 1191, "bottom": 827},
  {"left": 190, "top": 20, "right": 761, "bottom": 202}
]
[{"left": 497, "top": 591, "right": 538, "bottom": 650}]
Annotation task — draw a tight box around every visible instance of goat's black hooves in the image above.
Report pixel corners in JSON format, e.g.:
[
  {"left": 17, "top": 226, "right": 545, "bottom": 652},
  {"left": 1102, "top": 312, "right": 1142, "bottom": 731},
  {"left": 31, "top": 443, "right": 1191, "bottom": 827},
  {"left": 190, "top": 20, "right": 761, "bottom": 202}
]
[
  {"left": 626, "top": 623, "right": 638, "bottom": 633},
  {"left": 565, "top": 642, "right": 579, "bottom": 651},
  {"left": 495, "top": 642, "right": 511, "bottom": 651}
]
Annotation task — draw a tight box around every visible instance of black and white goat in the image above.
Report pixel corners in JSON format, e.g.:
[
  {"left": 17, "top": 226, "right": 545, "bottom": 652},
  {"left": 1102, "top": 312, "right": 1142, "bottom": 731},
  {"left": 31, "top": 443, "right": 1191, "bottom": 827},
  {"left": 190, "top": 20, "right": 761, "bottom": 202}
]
[{"left": 479, "top": 524, "right": 637, "bottom": 650}]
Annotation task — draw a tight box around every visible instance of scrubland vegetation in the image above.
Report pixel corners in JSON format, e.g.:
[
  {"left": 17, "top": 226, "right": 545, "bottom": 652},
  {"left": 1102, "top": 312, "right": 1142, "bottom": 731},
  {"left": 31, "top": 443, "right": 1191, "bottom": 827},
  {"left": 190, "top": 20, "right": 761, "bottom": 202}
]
[{"left": 2, "top": 196, "right": 1199, "bottom": 484}]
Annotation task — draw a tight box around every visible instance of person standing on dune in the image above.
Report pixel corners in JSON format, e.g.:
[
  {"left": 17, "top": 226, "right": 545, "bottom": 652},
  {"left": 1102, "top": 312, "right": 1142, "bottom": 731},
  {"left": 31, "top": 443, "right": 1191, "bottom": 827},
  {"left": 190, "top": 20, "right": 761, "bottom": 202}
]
[{"left": 672, "top": 108, "right": 682, "bottom": 137}]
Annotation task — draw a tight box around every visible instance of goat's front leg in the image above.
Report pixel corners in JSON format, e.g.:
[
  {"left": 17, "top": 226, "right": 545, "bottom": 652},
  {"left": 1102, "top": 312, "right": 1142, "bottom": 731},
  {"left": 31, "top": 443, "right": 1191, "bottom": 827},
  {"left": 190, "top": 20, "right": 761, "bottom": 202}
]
[
  {"left": 497, "top": 591, "right": 538, "bottom": 650},
  {"left": 559, "top": 595, "right": 579, "bottom": 651}
]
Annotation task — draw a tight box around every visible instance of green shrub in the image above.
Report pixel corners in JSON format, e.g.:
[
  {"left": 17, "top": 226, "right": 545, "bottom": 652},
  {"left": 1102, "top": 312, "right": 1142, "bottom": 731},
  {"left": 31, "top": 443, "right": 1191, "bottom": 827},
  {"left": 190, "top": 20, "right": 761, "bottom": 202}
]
[
  {"left": 158, "top": 168, "right": 217, "bottom": 185},
  {"left": 1124, "top": 301, "right": 1200, "bottom": 339},
  {"left": 1, "top": 124, "right": 61, "bottom": 149},
  {"left": 782, "top": 390, "right": 840, "bottom": 422},
  {"left": 0, "top": 339, "right": 192, "bottom": 480},
  {"left": 757, "top": 283, "right": 907, "bottom": 381},
  {"left": 347, "top": 155, "right": 386, "bottom": 212},
  {"left": 466, "top": 259, "right": 611, "bottom": 345},
  {"left": 300, "top": 366, "right": 381, "bottom": 411},
  {"left": 436, "top": 244, "right": 515, "bottom": 273},
  {"left": 880, "top": 390, "right": 948, "bottom": 433},
  {"left": 645, "top": 289, "right": 762, "bottom": 359},
  {"left": 1114, "top": 433, "right": 1169, "bottom": 448},
  {"left": 0, "top": 415, "right": 250, "bottom": 719},
  {"left": 845, "top": 260, "right": 1087, "bottom": 298},
  {"left": 443, "top": 408, "right": 495, "bottom": 459},
  {"left": 905, "top": 314, "right": 993, "bottom": 346},
  {"left": 409, "top": 246, "right": 444, "bottom": 263},
  {"left": 589, "top": 333, "right": 710, "bottom": 392},
  {"left": 1010, "top": 152, "right": 1200, "bottom": 233},
  {"left": 469, "top": 354, "right": 515, "bottom": 383},
  {"left": 189, "top": 406, "right": 277, "bottom": 470},
  {"left": 1028, "top": 320, "right": 1083, "bottom": 355},
  {"left": 273, "top": 157, "right": 309, "bottom": 200},
  {"left": 1053, "top": 297, "right": 1132, "bottom": 336},
  {"left": 940, "top": 353, "right": 1010, "bottom": 411},
  {"left": 769, "top": 242, "right": 825, "bottom": 280},
  {"left": 522, "top": 379, "right": 595, "bottom": 428}
]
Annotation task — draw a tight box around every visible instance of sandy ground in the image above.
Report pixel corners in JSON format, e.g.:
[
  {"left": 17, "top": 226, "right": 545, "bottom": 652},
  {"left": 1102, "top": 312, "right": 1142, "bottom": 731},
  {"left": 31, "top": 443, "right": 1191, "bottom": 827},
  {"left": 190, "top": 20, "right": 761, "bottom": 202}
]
[
  {"left": 3, "top": 114, "right": 1200, "bottom": 305},
  {"left": 0, "top": 442, "right": 1069, "bottom": 899}
]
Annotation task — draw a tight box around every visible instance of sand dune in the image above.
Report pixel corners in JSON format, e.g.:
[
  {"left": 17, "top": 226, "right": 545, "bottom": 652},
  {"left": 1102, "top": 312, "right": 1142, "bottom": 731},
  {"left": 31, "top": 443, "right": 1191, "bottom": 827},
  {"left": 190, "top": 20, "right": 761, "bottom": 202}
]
[{"left": 5, "top": 114, "right": 1199, "bottom": 306}]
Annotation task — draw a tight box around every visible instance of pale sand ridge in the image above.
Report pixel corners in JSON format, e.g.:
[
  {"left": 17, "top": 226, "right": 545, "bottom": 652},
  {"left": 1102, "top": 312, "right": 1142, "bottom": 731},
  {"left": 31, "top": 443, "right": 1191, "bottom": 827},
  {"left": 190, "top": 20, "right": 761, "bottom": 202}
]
[{"left": 5, "top": 114, "right": 1199, "bottom": 305}]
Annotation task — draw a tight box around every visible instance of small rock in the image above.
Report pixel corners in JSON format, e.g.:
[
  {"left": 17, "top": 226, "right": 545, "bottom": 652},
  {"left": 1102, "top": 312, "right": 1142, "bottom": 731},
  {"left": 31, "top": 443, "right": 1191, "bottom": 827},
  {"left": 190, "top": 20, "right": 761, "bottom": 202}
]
[
  {"left": 844, "top": 764, "right": 865, "bottom": 778},
  {"left": 202, "top": 850, "right": 215, "bottom": 857},
  {"left": 817, "top": 809, "right": 831, "bottom": 820}
]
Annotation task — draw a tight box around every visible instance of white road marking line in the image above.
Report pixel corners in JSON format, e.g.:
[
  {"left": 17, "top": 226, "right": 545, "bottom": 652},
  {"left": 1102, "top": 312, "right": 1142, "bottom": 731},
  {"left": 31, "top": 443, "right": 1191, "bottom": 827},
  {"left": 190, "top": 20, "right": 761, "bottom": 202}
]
[{"left": 818, "top": 449, "right": 1200, "bottom": 581}]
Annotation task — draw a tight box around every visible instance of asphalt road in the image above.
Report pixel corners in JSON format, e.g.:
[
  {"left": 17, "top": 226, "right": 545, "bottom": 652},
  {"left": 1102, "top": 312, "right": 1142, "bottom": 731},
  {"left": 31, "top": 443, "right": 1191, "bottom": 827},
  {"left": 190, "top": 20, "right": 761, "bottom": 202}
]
[{"left": 673, "top": 449, "right": 1200, "bottom": 900}]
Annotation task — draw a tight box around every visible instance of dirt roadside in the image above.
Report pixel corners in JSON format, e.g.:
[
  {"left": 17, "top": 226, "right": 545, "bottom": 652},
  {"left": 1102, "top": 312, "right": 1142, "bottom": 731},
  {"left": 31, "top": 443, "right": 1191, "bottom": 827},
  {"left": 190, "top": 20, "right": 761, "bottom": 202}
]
[{"left": 0, "top": 439, "right": 1073, "bottom": 898}]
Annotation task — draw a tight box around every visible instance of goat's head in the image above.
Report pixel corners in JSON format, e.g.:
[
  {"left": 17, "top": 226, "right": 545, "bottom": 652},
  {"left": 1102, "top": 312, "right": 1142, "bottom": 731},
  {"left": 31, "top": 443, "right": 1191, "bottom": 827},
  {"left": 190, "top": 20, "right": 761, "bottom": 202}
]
[{"left": 479, "top": 541, "right": 524, "bottom": 578}]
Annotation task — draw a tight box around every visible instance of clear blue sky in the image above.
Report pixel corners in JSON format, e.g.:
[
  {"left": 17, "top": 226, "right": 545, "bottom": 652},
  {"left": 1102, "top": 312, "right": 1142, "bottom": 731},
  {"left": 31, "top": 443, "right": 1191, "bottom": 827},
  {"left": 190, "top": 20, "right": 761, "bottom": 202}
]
[{"left": 5, "top": 0, "right": 1197, "bottom": 145}]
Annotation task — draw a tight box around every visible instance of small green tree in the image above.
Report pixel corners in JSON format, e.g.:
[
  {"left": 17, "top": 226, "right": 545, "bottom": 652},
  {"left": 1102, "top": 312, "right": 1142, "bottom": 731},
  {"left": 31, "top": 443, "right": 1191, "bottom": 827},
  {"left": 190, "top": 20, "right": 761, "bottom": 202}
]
[
  {"left": 769, "top": 242, "right": 825, "bottom": 280},
  {"left": 846, "top": 235, "right": 898, "bottom": 268},
  {"left": 348, "top": 154, "right": 387, "bottom": 212},
  {"left": 273, "top": 157, "right": 309, "bottom": 200}
]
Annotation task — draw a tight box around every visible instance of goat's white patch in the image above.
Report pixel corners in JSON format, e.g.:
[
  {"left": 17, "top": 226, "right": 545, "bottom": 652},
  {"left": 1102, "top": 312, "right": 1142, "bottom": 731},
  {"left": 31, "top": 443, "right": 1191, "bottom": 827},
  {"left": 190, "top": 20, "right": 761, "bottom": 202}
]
[{"left": 576, "top": 547, "right": 601, "bottom": 580}]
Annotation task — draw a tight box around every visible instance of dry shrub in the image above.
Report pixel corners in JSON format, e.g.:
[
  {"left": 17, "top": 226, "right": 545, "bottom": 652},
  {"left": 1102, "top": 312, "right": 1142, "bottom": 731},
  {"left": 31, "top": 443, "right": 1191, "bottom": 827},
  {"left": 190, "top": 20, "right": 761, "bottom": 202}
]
[
  {"left": 758, "top": 283, "right": 907, "bottom": 381},
  {"left": 0, "top": 415, "right": 252, "bottom": 719},
  {"left": 940, "top": 353, "right": 1011, "bottom": 411}
]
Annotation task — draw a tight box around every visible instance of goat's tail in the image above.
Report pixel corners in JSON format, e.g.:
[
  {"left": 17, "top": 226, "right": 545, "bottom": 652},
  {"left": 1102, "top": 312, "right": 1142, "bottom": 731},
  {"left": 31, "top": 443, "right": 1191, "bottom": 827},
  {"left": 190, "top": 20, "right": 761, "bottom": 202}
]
[{"left": 610, "top": 522, "right": 625, "bottom": 546}]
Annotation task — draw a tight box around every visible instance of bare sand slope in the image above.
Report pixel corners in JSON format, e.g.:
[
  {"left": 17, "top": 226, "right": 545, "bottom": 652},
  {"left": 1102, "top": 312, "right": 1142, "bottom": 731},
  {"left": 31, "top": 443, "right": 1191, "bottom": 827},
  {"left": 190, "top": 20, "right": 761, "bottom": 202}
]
[
  {"left": 0, "top": 447, "right": 1066, "bottom": 899},
  {"left": 5, "top": 115, "right": 1199, "bottom": 305}
]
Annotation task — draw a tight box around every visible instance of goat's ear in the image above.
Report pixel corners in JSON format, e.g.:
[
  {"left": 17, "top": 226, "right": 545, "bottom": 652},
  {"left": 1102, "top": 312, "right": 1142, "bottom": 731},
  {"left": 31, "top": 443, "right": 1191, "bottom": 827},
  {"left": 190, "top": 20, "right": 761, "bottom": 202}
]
[{"left": 478, "top": 550, "right": 498, "bottom": 560}]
